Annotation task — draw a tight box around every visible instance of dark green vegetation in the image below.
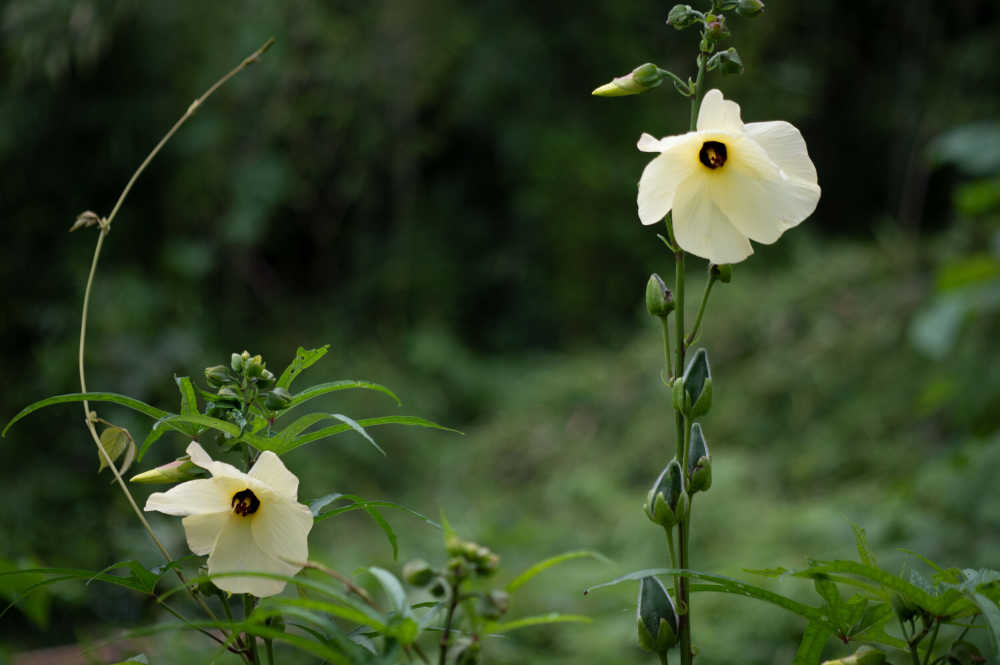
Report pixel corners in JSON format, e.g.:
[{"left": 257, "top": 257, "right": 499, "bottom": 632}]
[{"left": 2, "top": 2, "right": 999, "bottom": 663}]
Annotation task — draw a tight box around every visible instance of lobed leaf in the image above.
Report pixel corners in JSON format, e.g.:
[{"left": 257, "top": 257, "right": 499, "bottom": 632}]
[{"left": 277, "top": 345, "right": 330, "bottom": 390}]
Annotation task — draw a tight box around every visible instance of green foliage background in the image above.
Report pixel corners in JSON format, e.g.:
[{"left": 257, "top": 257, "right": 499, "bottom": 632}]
[{"left": 1, "top": 1, "right": 999, "bottom": 663}]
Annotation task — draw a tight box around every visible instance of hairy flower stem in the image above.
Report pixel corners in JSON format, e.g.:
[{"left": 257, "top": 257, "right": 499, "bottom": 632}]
[{"left": 75, "top": 37, "right": 274, "bottom": 655}]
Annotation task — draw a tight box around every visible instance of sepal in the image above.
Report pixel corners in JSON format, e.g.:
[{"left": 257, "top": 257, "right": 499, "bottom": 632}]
[{"left": 636, "top": 576, "right": 679, "bottom": 654}]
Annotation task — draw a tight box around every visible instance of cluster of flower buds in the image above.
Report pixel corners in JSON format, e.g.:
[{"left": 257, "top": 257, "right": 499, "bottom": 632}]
[
  {"left": 203, "top": 350, "right": 293, "bottom": 418},
  {"left": 636, "top": 576, "right": 679, "bottom": 656},
  {"left": 446, "top": 536, "right": 501, "bottom": 578}
]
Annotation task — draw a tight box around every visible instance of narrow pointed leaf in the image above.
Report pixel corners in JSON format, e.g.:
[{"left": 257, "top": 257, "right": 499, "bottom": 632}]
[
  {"left": 791, "top": 620, "right": 832, "bottom": 665},
  {"left": 174, "top": 377, "right": 199, "bottom": 416},
  {"left": 852, "top": 524, "right": 877, "bottom": 568},
  {"left": 484, "top": 613, "right": 592, "bottom": 634},
  {"left": 287, "top": 380, "right": 402, "bottom": 410},
  {"left": 262, "top": 416, "right": 459, "bottom": 455},
  {"left": 368, "top": 567, "right": 407, "bottom": 613},
  {"left": 311, "top": 494, "right": 439, "bottom": 528},
  {"left": 3, "top": 393, "right": 170, "bottom": 437},
  {"left": 507, "top": 550, "right": 613, "bottom": 593}
]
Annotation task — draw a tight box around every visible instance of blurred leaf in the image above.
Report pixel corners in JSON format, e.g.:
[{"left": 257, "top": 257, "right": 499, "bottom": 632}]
[
  {"left": 2, "top": 392, "right": 169, "bottom": 437},
  {"left": 506, "top": 550, "right": 612, "bottom": 593},
  {"left": 851, "top": 525, "right": 877, "bottom": 569},
  {"left": 310, "top": 493, "right": 439, "bottom": 529},
  {"left": 367, "top": 567, "right": 407, "bottom": 614},
  {"left": 927, "top": 123, "right": 1000, "bottom": 177},
  {"left": 262, "top": 415, "right": 459, "bottom": 455},
  {"left": 258, "top": 596, "right": 385, "bottom": 631},
  {"left": 97, "top": 426, "right": 133, "bottom": 473},
  {"left": 791, "top": 620, "right": 832, "bottom": 665},
  {"left": 484, "top": 613, "right": 592, "bottom": 633},
  {"left": 277, "top": 346, "right": 330, "bottom": 390}
]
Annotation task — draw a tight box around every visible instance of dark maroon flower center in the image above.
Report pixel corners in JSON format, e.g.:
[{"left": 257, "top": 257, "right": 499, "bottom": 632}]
[
  {"left": 699, "top": 141, "right": 727, "bottom": 169},
  {"left": 231, "top": 489, "right": 260, "bottom": 516}
]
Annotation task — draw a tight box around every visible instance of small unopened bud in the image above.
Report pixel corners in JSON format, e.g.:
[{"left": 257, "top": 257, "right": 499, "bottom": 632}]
[
  {"left": 636, "top": 576, "right": 679, "bottom": 654},
  {"left": 645, "top": 273, "right": 675, "bottom": 318},
  {"left": 478, "top": 589, "right": 510, "bottom": 620},
  {"left": 680, "top": 348, "right": 712, "bottom": 417},
  {"left": 429, "top": 579, "right": 447, "bottom": 597},
  {"left": 592, "top": 63, "right": 666, "bottom": 97},
  {"left": 231, "top": 352, "right": 246, "bottom": 373},
  {"left": 245, "top": 354, "right": 266, "bottom": 378},
  {"left": 707, "top": 47, "right": 744, "bottom": 75},
  {"left": 130, "top": 455, "right": 206, "bottom": 484},
  {"left": 709, "top": 263, "right": 733, "bottom": 283},
  {"left": 643, "top": 460, "right": 688, "bottom": 528},
  {"left": 264, "top": 387, "right": 293, "bottom": 410},
  {"left": 667, "top": 4, "right": 702, "bottom": 30},
  {"left": 821, "top": 645, "right": 887, "bottom": 665},
  {"left": 402, "top": 559, "right": 435, "bottom": 586},
  {"left": 205, "top": 365, "right": 231, "bottom": 387},
  {"left": 736, "top": 0, "right": 765, "bottom": 17},
  {"left": 215, "top": 386, "right": 241, "bottom": 406},
  {"left": 447, "top": 557, "right": 469, "bottom": 579},
  {"left": 687, "top": 423, "right": 712, "bottom": 493},
  {"left": 704, "top": 13, "right": 730, "bottom": 40}
]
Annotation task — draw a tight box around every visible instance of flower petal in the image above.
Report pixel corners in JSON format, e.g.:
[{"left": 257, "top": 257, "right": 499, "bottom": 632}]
[
  {"left": 714, "top": 136, "right": 821, "bottom": 243},
  {"left": 248, "top": 451, "right": 300, "bottom": 499},
  {"left": 145, "top": 477, "right": 239, "bottom": 516},
  {"left": 697, "top": 89, "right": 743, "bottom": 133},
  {"left": 744, "top": 120, "right": 818, "bottom": 184},
  {"left": 251, "top": 495, "right": 313, "bottom": 564},
  {"left": 208, "top": 516, "right": 296, "bottom": 597},
  {"left": 186, "top": 442, "right": 245, "bottom": 480},
  {"left": 182, "top": 512, "right": 228, "bottom": 555},
  {"left": 637, "top": 134, "right": 700, "bottom": 225},
  {"left": 672, "top": 172, "right": 753, "bottom": 264}
]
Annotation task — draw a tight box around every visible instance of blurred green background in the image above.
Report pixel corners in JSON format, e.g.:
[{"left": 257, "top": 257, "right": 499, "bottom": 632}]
[{"left": 2, "top": 1, "right": 999, "bottom": 663}]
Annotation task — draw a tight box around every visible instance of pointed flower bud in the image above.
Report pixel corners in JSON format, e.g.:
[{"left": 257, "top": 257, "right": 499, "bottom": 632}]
[
  {"left": 231, "top": 352, "right": 247, "bottom": 373},
  {"left": 667, "top": 4, "right": 702, "bottom": 30},
  {"left": 205, "top": 365, "right": 232, "bottom": 388},
  {"left": 264, "top": 387, "right": 293, "bottom": 410},
  {"left": 644, "top": 459, "right": 688, "bottom": 528},
  {"left": 687, "top": 422, "right": 712, "bottom": 493},
  {"left": 645, "top": 273, "right": 675, "bottom": 318},
  {"left": 704, "top": 13, "right": 730, "bottom": 40},
  {"left": 681, "top": 348, "right": 712, "bottom": 417},
  {"left": 736, "top": 0, "right": 765, "bottom": 18},
  {"left": 707, "top": 47, "right": 744, "bottom": 75},
  {"left": 593, "top": 63, "right": 667, "bottom": 97},
  {"left": 478, "top": 589, "right": 510, "bottom": 620},
  {"left": 636, "top": 576, "right": 679, "bottom": 654},
  {"left": 130, "top": 455, "right": 207, "bottom": 484}
]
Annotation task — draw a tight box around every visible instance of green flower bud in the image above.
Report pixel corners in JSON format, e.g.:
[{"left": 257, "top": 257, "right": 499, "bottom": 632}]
[
  {"left": 715, "top": 0, "right": 739, "bottom": 11},
  {"left": 245, "top": 354, "right": 266, "bottom": 378},
  {"left": 821, "top": 645, "right": 887, "bottom": 665},
  {"left": 592, "top": 63, "right": 667, "bottom": 97},
  {"left": 475, "top": 552, "right": 500, "bottom": 577},
  {"left": 644, "top": 459, "right": 688, "bottom": 528},
  {"left": 447, "top": 556, "right": 469, "bottom": 579},
  {"left": 130, "top": 455, "right": 207, "bottom": 484},
  {"left": 681, "top": 348, "right": 712, "bottom": 417},
  {"left": 231, "top": 351, "right": 247, "bottom": 373},
  {"left": 429, "top": 579, "right": 447, "bottom": 597},
  {"left": 478, "top": 589, "right": 510, "bottom": 620},
  {"left": 205, "top": 365, "right": 232, "bottom": 388},
  {"left": 709, "top": 263, "right": 733, "bottom": 283},
  {"left": 707, "top": 47, "right": 744, "bottom": 75},
  {"left": 687, "top": 422, "right": 712, "bottom": 493},
  {"left": 215, "top": 386, "right": 241, "bottom": 406},
  {"left": 636, "top": 576, "right": 679, "bottom": 654},
  {"left": 646, "top": 273, "right": 675, "bottom": 318},
  {"left": 256, "top": 369, "right": 276, "bottom": 390},
  {"left": 667, "top": 4, "right": 702, "bottom": 30},
  {"left": 264, "top": 387, "right": 293, "bottom": 410},
  {"left": 704, "top": 13, "right": 730, "bottom": 40},
  {"left": 402, "top": 559, "right": 435, "bottom": 587},
  {"left": 736, "top": 0, "right": 765, "bottom": 18}
]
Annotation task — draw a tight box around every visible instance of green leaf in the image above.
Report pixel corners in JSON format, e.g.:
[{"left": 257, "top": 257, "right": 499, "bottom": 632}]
[
  {"left": 506, "top": 550, "right": 613, "bottom": 593},
  {"left": 277, "top": 346, "right": 330, "bottom": 390},
  {"left": 139, "top": 414, "right": 244, "bottom": 460},
  {"left": 258, "top": 596, "right": 385, "bottom": 630},
  {"left": 97, "top": 426, "right": 134, "bottom": 473},
  {"left": 585, "top": 568, "right": 832, "bottom": 626},
  {"left": 261, "top": 415, "right": 459, "bottom": 455},
  {"left": 269, "top": 412, "right": 386, "bottom": 455},
  {"left": 310, "top": 493, "right": 439, "bottom": 529},
  {"left": 792, "top": 620, "right": 833, "bottom": 665},
  {"left": 367, "top": 567, "right": 408, "bottom": 614},
  {"left": 287, "top": 380, "right": 402, "bottom": 410},
  {"left": 813, "top": 575, "right": 844, "bottom": 624},
  {"left": 3, "top": 392, "right": 170, "bottom": 437},
  {"left": 365, "top": 505, "right": 398, "bottom": 560},
  {"left": 852, "top": 524, "right": 877, "bottom": 568},
  {"left": 174, "top": 376, "right": 199, "bottom": 416},
  {"left": 484, "top": 613, "right": 592, "bottom": 634},
  {"left": 782, "top": 560, "right": 942, "bottom": 614}
]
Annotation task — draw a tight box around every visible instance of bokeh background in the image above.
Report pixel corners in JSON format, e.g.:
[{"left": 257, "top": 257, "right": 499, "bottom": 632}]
[{"left": 2, "top": 1, "right": 999, "bottom": 663}]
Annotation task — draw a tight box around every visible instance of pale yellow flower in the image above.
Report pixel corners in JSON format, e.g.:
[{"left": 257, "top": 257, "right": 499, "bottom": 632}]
[
  {"left": 637, "top": 89, "right": 821, "bottom": 264},
  {"left": 145, "top": 442, "right": 313, "bottom": 597}
]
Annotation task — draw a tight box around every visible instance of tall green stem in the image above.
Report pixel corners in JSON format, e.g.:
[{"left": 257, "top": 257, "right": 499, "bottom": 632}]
[{"left": 674, "top": 46, "right": 709, "bottom": 665}]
